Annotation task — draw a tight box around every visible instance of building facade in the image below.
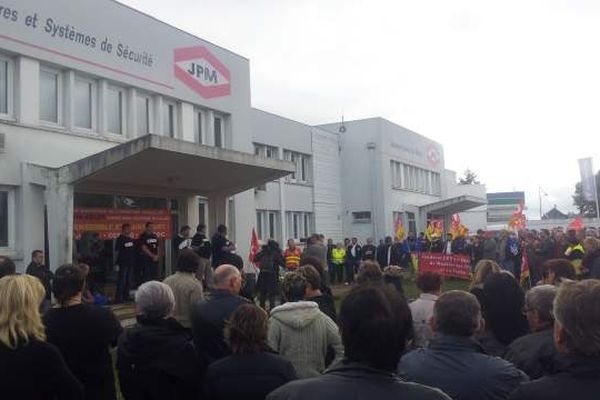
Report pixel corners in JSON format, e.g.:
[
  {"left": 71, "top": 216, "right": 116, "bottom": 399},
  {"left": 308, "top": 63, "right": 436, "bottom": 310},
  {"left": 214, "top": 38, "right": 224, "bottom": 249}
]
[{"left": 0, "top": 0, "right": 486, "bottom": 277}]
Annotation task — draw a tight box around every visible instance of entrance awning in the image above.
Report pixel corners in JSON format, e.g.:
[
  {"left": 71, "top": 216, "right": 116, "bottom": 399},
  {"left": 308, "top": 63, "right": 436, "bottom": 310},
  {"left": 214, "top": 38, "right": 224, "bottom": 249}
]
[
  {"left": 58, "top": 134, "right": 295, "bottom": 196},
  {"left": 420, "top": 195, "right": 487, "bottom": 215}
]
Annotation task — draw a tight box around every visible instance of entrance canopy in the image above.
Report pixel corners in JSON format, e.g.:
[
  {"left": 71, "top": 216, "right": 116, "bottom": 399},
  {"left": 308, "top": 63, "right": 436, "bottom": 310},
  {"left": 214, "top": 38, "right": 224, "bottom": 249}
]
[
  {"left": 58, "top": 135, "right": 295, "bottom": 196},
  {"left": 420, "top": 195, "right": 487, "bottom": 215}
]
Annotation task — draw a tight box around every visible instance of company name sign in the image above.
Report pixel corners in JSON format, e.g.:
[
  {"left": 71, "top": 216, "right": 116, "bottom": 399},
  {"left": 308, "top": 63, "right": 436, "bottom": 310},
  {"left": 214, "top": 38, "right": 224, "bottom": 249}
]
[{"left": 0, "top": 0, "right": 237, "bottom": 102}]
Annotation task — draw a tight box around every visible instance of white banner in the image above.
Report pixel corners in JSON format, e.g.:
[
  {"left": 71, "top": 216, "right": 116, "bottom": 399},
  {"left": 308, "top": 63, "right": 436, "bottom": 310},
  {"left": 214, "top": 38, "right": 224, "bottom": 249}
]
[{"left": 578, "top": 157, "right": 596, "bottom": 202}]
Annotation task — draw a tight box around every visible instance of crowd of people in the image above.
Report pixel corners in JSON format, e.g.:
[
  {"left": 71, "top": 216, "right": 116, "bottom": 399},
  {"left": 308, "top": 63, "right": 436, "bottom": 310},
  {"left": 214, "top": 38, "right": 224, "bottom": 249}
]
[{"left": 1, "top": 225, "right": 600, "bottom": 400}]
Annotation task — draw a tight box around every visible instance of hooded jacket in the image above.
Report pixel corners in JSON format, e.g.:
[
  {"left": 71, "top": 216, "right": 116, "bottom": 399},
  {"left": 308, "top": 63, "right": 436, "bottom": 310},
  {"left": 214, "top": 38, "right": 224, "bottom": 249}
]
[
  {"left": 268, "top": 301, "right": 343, "bottom": 378},
  {"left": 117, "top": 317, "right": 203, "bottom": 400}
]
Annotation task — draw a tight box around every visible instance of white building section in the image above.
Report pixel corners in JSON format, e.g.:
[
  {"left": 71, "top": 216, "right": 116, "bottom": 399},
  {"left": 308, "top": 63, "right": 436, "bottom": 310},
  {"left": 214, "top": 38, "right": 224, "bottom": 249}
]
[{"left": 0, "top": 0, "right": 486, "bottom": 281}]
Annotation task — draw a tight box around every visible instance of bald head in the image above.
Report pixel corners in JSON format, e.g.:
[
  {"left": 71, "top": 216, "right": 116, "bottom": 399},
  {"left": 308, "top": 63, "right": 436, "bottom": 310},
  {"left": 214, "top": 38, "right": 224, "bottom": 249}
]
[{"left": 213, "top": 264, "right": 242, "bottom": 295}]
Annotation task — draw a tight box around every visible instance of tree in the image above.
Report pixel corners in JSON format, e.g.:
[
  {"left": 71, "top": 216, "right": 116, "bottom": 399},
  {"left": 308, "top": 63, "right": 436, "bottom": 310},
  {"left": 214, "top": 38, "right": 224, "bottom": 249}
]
[
  {"left": 458, "top": 169, "right": 480, "bottom": 185},
  {"left": 572, "top": 171, "right": 600, "bottom": 217}
]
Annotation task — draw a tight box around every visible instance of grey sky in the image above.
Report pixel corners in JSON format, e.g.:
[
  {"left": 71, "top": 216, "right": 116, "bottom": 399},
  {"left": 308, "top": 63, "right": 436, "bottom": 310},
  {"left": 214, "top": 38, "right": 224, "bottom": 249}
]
[{"left": 122, "top": 0, "right": 600, "bottom": 219}]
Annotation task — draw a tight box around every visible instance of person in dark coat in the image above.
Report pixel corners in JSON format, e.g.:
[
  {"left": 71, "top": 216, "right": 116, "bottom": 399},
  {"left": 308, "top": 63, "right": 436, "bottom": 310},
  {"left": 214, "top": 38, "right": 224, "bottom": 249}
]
[
  {"left": 361, "top": 237, "right": 377, "bottom": 261},
  {"left": 509, "top": 280, "right": 600, "bottom": 400},
  {"left": 117, "top": 281, "right": 203, "bottom": 400},
  {"left": 345, "top": 237, "right": 361, "bottom": 284},
  {"left": 298, "top": 265, "right": 337, "bottom": 322},
  {"left": 255, "top": 240, "right": 285, "bottom": 310},
  {"left": 26, "top": 250, "right": 53, "bottom": 311},
  {"left": 44, "top": 265, "right": 123, "bottom": 400},
  {"left": 399, "top": 291, "right": 528, "bottom": 400},
  {"left": 478, "top": 272, "right": 529, "bottom": 357},
  {"left": 204, "top": 304, "right": 297, "bottom": 400},
  {"left": 1, "top": 274, "right": 83, "bottom": 400},
  {"left": 267, "top": 285, "right": 451, "bottom": 400},
  {"left": 211, "top": 224, "right": 236, "bottom": 268},
  {"left": 190, "top": 265, "right": 249, "bottom": 364},
  {"left": 582, "top": 237, "right": 600, "bottom": 278},
  {"left": 376, "top": 236, "right": 393, "bottom": 268},
  {"left": 505, "top": 285, "right": 557, "bottom": 379}
]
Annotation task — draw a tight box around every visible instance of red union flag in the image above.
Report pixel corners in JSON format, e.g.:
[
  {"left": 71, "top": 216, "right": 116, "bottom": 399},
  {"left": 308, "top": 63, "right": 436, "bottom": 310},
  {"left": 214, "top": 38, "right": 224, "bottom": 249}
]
[
  {"left": 174, "top": 45, "right": 231, "bottom": 99},
  {"left": 249, "top": 228, "right": 260, "bottom": 263},
  {"left": 418, "top": 253, "right": 471, "bottom": 280}
]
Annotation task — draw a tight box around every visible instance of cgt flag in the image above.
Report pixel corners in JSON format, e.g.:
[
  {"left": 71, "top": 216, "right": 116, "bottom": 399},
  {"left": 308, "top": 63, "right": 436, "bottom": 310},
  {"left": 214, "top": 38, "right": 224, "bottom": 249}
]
[
  {"left": 249, "top": 228, "right": 260, "bottom": 263},
  {"left": 394, "top": 214, "right": 406, "bottom": 241},
  {"left": 578, "top": 158, "right": 597, "bottom": 202}
]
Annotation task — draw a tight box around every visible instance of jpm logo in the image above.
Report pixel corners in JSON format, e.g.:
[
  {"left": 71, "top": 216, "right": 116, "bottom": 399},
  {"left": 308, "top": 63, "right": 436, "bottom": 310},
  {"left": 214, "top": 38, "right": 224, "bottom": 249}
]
[{"left": 174, "top": 46, "right": 231, "bottom": 99}]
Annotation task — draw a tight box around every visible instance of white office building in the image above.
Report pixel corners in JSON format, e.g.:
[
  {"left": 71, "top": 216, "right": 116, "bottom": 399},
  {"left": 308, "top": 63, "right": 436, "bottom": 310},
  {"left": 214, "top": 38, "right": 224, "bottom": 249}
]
[{"left": 0, "top": 0, "right": 486, "bottom": 281}]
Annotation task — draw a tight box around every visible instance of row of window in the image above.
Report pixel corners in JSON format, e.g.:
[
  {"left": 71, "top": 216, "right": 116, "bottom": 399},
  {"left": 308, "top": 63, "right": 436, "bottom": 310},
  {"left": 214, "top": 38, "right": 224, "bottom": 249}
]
[
  {"left": 0, "top": 55, "right": 225, "bottom": 146},
  {"left": 256, "top": 210, "right": 313, "bottom": 241},
  {"left": 390, "top": 160, "right": 442, "bottom": 196},
  {"left": 253, "top": 143, "right": 312, "bottom": 184}
]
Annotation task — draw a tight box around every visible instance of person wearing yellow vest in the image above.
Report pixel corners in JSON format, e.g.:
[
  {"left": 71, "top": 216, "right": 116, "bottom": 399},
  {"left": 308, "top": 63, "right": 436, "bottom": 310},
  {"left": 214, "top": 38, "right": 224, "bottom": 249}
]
[
  {"left": 565, "top": 236, "right": 585, "bottom": 278},
  {"left": 331, "top": 242, "right": 346, "bottom": 285},
  {"left": 284, "top": 239, "right": 303, "bottom": 271}
]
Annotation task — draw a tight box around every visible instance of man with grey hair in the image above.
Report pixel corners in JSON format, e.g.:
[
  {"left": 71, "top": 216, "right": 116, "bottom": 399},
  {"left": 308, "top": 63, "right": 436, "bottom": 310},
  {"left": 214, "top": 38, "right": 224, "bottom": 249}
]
[
  {"left": 399, "top": 290, "right": 527, "bottom": 400},
  {"left": 190, "top": 264, "right": 249, "bottom": 364},
  {"left": 117, "top": 281, "right": 202, "bottom": 398},
  {"left": 505, "top": 285, "right": 558, "bottom": 379},
  {"left": 509, "top": 280, "right": 600, "bottom": 400}
]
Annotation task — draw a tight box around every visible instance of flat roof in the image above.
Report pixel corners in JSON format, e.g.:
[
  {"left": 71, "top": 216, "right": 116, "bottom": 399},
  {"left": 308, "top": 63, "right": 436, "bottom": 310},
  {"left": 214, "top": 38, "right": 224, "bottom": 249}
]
[{"left": 58, "top": 135, "right": 295, "bottom": 196}]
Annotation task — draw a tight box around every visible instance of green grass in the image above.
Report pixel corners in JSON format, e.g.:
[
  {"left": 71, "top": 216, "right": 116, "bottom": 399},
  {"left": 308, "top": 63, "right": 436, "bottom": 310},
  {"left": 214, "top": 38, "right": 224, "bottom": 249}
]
[{"left": 331, "top": 278, "right": 470, "bottom": 311}]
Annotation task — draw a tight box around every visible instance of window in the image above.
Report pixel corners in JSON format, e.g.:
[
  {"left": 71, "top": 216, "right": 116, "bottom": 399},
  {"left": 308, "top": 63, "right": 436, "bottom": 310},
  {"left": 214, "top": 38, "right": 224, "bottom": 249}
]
[
  {"left": 136, "top": 93, "right": 151, "bottom": 135},
  {"left": 40, "top": 68, "right": 61, "bottom": 124},
  {"left": 391, "top": 160, "right": 441, "bottom": 195},
  {"left": 254, "top": 143, "right": 279, "bottom": 159},
  {"left": 0, "top": 188, "right": 14, "bottom": 249},
  {"left": 352, "top": 211, "right": 371, "bottom": 223},
  {"left": 163, "top": 101, "right": 176, "bottom": 137},
  {"left": 407, "top": 212, "right": 416, "bottom": 235},
  {"left": 214, "top": 115, "right": 223, "bottom": 148},
  {"left": 194, "top": 109, "right": 203, "bottom": 144},
  {"left": 256, "top": 210, "right": 280, "bottom": 241},
  {"left": 0, "top": 56, "right": 13, "bottom": 117},
  {"left": 0, "top": 191, "right": 7, "bottom": 247},
  {"left": 287, "top": 211, "right": 312, "bottom": 240},
  {"left": 74, "top": 78, "right": 94, "bottom": 130},
  {"left": 107, "top": 86, "right": 125, "bottom": 134},
  {"left": 256, "top": 211, "right": 264, "bottom": 240},
  {"left": 284, "top": 150, "right": 311, "bottom": 183}
]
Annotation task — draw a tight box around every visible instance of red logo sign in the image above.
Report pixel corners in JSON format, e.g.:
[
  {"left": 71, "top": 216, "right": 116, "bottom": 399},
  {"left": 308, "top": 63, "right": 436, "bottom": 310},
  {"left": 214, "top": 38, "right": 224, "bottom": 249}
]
[
  {"left": 419, "top": 253, "right": 471, "bottom": 280},
  {"left": 427, "top": 146, "right": 441, "bottom": 168},
  {"left": 174, "top": 46, "right": 231, "bottom": 99}
]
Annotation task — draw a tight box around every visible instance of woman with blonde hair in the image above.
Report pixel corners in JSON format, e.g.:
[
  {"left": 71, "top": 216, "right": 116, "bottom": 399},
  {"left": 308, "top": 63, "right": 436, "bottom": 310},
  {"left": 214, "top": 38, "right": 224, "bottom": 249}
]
[
  {"left": 0, "top": 274, "right": 83, "bottom": 399},
  {"left": 469, "top": 259, "right": 501, "bottom": 305}
]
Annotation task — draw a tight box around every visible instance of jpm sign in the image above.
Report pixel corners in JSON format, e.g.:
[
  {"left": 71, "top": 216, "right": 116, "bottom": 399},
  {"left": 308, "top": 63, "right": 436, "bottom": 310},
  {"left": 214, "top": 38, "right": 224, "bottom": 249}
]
[{"left": 174, "top": 46, "right": 231, "bottom": 99}]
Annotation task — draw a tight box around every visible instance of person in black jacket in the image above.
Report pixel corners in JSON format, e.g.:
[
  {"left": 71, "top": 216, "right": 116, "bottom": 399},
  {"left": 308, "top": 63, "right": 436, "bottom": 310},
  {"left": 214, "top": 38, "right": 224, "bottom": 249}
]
[
  {"left": 44, "top": 265, "right": 123, "bottom": 400},
  {"left": 361, "top": 238, "right": 377, "bottom": 261},
  {"left": 1, "top": 274, "right": 83, "bottom": 400},
  {"left": 376, "top": 237, "right": 393, "bottom": 268},
  {"left": 117, "top": 281, "right": 203, "bottom": 400},
  {"left": 298, "top": 265, "right": 337, "bottom": 322},
  {"left": 191, "top": 224, "right": 213, "bottom": 288},
  {"left": 205, "top": 304, "right": 296, "bottom": 400},
  {"left": 115, "top": 223, "right": 136, "bottom": 302},
  {"left": 345, "top": 237, "right": 361, "bottom": 284},
  {"left": 26, "top": 249, "right": 53, "bottom": 311},
  {"left": 509, "top": 280, "right": 600, "bottom": 400},
  {"left": 505, "top": 285, "right": 558, "bottom": 379},
  {"left": 255, "top": 240, "right": 286, "bottom": 310},
  {"left": 190, "top": 265, "right": 249, "bottom": 364},
  {"left": 267, "top": 285, "right": 450, "bottom": 400}
]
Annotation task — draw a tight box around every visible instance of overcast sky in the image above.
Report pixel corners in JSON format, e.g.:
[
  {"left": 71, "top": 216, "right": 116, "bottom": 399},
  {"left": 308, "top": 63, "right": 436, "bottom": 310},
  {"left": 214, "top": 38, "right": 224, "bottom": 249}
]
[{"left": 122, "top": 0, "right": 600, "bottom": 219}]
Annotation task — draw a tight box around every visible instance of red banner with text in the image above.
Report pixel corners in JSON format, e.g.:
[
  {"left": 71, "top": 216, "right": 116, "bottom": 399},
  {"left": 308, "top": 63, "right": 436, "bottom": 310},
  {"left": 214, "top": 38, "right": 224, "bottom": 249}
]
[
  {"left": 418, "top": 253, "right": 471, "bottom": 280},
  {"left": 74, "top": 208, "right": 172, "bottom": 240}
]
